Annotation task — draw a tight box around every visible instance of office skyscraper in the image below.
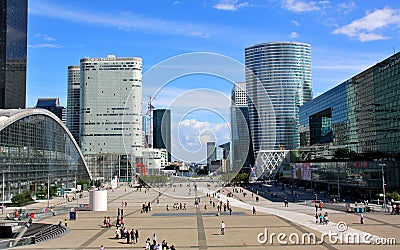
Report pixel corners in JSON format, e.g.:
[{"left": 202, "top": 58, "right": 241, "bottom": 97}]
[
  {"left": 0, "top": 0, "right": 27, "bottom": 109},
  {"left": 67, "top": 65, "right": 81, "bottom": 145},
  {"left": 153, "top": 109, "right": 171, "bottom": 162},
  {"left": 245, "top": 42, "right": 312, "bottom": 153},
  {"left": 79, "top": 55, "right": 143, "bottom": 181},
  {"left": 231, "top": 82, "right": 254, "bottom": 171},
  {"left": 207, "top": 141, "right": 216, "bottom": 165},
  {"left": 36, "top": 98, "right": 66, "bottom": 123}
]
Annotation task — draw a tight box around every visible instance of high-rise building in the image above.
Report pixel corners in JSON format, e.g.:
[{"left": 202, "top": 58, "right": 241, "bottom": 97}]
[
  {"left": 35, "top": 98, "right": 66, "bottom": 123},
  {"left": 207, "top": 141, "right": 216, "bottom": 165},
  {"left": 300, "top": 51, "right": 400, "bottom": 155},
  {"left": 231, "top": 82, "right": 254, "bottom": 172},
  {"left": 245, "top": 42, "right": 311, "bottom": 179},
  {"left": 0, "top": 0, "right": 28, "bottom": 109},
  {"left": 80, "top": 55, "right": 142, "bottom": 181},
  {"left": 152, "top": 109, "right": 171, "bottom": 162},
  {"left": 245, "top": 42, "right": 312, "bottom": 152},
  {"left": 67, "top": 65, "right": 81, "bottom": 145}
]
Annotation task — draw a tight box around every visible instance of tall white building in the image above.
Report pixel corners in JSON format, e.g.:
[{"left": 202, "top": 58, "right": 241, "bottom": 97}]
[{"left": 80, "top": 55, "right": 143, "bottom": 181}]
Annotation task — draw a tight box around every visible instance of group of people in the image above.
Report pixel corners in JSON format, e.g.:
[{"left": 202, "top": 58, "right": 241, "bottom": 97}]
[
  {"left": 211, "top": 198, "right": 232, "bottom": 216},
  {"left": 168, "top": 202, "right": 186, "bottom": 210},
  {"left": 145, "top": 233, "right": 176, "bottom": 250},
  {"left": 115, "top": 226, "right": 139, "bottom": 244},
  {"left": 315, "top": 212, "right": 329, "bottom": 225},
  {"left": 141, "top": 202, "right": 152, "bottom": 213},
  {"left": 102, "top": 216, "right": 112, "bottom": 228}
]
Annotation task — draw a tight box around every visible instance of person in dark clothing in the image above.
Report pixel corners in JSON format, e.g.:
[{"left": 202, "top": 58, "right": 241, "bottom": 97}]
[
  {"left": 126, "top": 230, "right": 130, "bottom": 244},
  {"left": 135, "top": 229, "right": 139, "bottom": 243}
]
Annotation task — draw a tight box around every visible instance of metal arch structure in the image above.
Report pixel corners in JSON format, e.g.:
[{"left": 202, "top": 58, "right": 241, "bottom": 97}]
[
  {"left": 0, "top": 108, "right": 92, "bottom": 180},
  {"left": 254, "top": 150, "right": 290, "bottom": 180}
]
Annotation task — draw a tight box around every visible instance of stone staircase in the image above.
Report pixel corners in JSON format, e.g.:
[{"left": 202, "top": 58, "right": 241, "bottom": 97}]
[{"left": 12, "top": 223, "right": 69, "bottom": 247}]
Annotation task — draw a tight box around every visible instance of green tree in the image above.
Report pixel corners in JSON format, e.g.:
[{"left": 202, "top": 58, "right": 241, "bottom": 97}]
[
  {"left": 386, "top": 191, "right": 400, "bottom": 201},
  {"left": 11, "top": 190, "right": 33, "bottom": 206}
]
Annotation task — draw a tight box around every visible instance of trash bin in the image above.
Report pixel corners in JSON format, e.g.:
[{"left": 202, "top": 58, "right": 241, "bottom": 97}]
[
  {"left": 69, "top": 211, "right": 76, "bottom": 220},
  {"left": 354, "top": 207, "right": 364, "bottom": 213}
]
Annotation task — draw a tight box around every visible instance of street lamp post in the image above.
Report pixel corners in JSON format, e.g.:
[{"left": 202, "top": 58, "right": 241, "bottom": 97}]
[
  {"left": 337, "top": 172, "right": 340, "bottom": 201},
  {"left": 2, "top": 170, "right": 5, "bottom": 214},
  {"left": 75, "top": 174, "right": 78, "bottom": 208},
  {"left": 47, "top": 174, "right": 50, "bottom": 208},
  {"left": 379, "top": 163, "right": 386, "bottom": 210}
]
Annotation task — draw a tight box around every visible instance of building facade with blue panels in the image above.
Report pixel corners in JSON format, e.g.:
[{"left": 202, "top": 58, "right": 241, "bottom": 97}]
[{"left": 300, "top": 52, "right": 400, "bottom": 155}]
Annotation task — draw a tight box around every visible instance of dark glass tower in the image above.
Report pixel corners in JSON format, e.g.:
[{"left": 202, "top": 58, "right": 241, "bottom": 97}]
[
  {"left": 0, "top": 0, "right": 28, "bottom": 109},
  {"left": 153, "top": 109, "right": 171, "bottom": 162}
]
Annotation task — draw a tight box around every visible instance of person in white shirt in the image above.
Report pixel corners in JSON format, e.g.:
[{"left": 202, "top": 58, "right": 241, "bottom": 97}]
[{"left": 221, "top": 221, "right": 225, "bottom": 235}]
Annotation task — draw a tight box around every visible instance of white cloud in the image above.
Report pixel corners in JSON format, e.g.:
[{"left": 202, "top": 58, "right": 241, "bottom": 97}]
[
  {"left": 289, "top": 31, "right": 299, "bottom": 38},
  {"left": 29, "top": 2, "right": 210, "bottom": 39},
  {"left": 28, "top": 43, "right": 62, "bottom": 48},
  {"left": 292, "top": 20, "right": 300, "bottom": 26},
  {"left": 281, "top": 0, "right": 320, "bottom": 13},
  {"left": 333, "top": 7, "right": 400, "bottom": 42},
  {"left": 171, "top": 119, "right": 230, "bottom": 163},
  {"left": 337, "top": 1, "right": 356, "bottom": 15},
  {"left": 35, "top": 33, "right": 56, "bottom": 41},
  {"left": 213, "top": 0, "right": 250, "bottom": 11}
]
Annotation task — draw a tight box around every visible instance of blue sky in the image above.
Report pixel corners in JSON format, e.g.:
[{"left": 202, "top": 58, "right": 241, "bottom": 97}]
[{"left": 27, "top": 0, "right": 400, "bottom": 162}]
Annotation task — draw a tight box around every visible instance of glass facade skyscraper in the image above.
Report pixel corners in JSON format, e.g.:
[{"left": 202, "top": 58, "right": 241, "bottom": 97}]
[
  {"left": 0, "top": 0, "right": 27, "bottom": 109},
  {"left": 152, "top": 109, "right": 171, "bottom": 162},
  {"left": 245, "top": 42, "right": 312, "bottom": 155},
  {"left": 67, "top": 65, "right": 81, "bottom": 145},
  {"left": 36, "top": 98, "right": 66, "bottom": 123},
  {"left": 231, "top": 82, "right": 254, "bottom": 171},
  {"left": 300, "top": 51, "right": 400, "bottom": 154}
]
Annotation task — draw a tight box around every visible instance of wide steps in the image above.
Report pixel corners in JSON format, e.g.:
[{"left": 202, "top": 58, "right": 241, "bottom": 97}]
[{"left": 34, "top": 224, "right": 67, "bottom": 243}]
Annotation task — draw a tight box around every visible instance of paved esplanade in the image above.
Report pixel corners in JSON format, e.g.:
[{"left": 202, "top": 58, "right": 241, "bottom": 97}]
[{"left": 15, "top": 179, "right": 400, "bottom": 249}]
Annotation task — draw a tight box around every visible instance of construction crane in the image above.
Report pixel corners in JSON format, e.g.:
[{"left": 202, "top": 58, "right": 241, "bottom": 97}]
[{"left": 145, "top": 95, "right": 155, "bottom": 148}]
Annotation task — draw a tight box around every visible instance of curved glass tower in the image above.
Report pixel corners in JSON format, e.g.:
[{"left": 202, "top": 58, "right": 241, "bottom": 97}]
[{"left": 245, "top": 42, "right": 312, "bottom": 153}]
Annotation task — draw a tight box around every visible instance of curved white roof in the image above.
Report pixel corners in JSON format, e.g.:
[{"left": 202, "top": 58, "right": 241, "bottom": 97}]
[{"left": 0, "top": 108, "right": 92, "bottom": 180}]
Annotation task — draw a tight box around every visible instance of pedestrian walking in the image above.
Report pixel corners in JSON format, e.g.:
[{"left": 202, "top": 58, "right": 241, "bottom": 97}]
[
  {"left": 360, "top": 213, "right": 364, "bottom": 224},
  {"left": 152, "top": 233, "right": 157, "bottom": 242},
  {"left": 135, "top": 229, "right": 139, "bottom": 243},
  {"left": 221, "top": 221, "right": 225, "bottom": 235},
  {"left": 100, "top": 245, "right": 104, "bottom": 250},
  {"left": 252, "top": 206, "right": 256, "bottom": 215},
  {"left": 126, "top": 230, "right": 130, "bottom": 244},
  {"left": 130, "top": 229, "right": 135, "bottom": 244}
]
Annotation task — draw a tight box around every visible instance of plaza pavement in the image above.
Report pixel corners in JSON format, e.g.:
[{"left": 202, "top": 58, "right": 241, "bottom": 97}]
[{"left": 12, "top": 181, "right": 400, "bottom": 250}]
